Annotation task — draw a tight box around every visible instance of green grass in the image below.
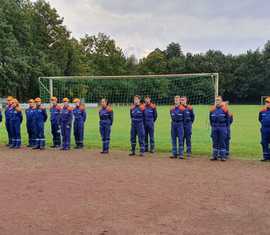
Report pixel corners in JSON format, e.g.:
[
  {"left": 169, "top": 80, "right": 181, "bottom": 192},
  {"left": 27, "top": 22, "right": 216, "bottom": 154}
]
[{"left": 0, "top": 105, "right": 262, "bottom": 160}]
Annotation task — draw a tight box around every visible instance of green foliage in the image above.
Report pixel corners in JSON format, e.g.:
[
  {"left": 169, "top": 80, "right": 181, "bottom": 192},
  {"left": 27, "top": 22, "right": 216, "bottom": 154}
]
[{"left": 1, "top": 0, "right": 270, "bottom": 103}]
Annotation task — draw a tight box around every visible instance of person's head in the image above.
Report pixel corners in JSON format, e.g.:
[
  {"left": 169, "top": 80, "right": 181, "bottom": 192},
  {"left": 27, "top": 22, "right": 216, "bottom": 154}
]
[
  {"left": 265, "top": 97, "right": 270, "bottom": 108},
  {"left": 62, "top": 97, "right": 69, "bottom": 107},
  {"left": 73, "top": 98, "right": 80, "bottom": 107},
  {"left": 101, "top": 98, "right": 108, "bottom": 108},
  {"left": 11, "top": 99, "right": 19, "bottom": 108},
  {"left": 35, "top": 97, "right": 41, "bottom": 106},
  {"left": 133, "top": 95, "right": 141, "bottom": 105},
  {"left": 144, "top": 96, "right": 151, "bottom": 105},
  {"left": 6, "top": 96, "right": 13, "bottom": 106},
  {"left": 50, "top": 97, "right": 58, "bottom": 106},
  {"left": 215, "top": 96, "right": 223, "bottom": 107},
  {"left": 28, "top": 99, "right": 35, "bottom": 108},
  {"left": 180, "top": 96, "right": 187, "bottom": 106},
  {"left": 174, "top": 96, "right": 181, "bottom": 106}
]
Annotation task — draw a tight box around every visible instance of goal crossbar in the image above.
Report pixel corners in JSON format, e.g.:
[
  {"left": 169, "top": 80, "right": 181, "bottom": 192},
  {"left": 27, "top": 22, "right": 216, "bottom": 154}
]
[{"left": 39, "top": 73, "right": 218, "bottom": 81}]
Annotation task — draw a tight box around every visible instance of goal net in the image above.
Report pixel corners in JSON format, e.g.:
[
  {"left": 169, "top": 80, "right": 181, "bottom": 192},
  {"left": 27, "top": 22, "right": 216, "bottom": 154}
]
[{"left": 39, "top": 73, "right": 219, "bottom": 105}]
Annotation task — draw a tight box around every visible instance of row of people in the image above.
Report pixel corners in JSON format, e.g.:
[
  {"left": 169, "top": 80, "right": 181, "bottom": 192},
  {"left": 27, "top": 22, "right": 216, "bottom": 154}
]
[
  {"left": 5, "top": 95, "right": 270, "bottom": 161},
  {"left": 129, "top": 95, "right": 233, "bottom": 160},
  {"left": 4, "top": 96, "right": 108, "bottom": 151}
]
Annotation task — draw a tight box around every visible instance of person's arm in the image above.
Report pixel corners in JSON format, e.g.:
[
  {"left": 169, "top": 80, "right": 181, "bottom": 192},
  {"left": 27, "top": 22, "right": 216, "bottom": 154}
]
[
  {"left": 19, "top": 111, "right": 23, "bottom": 123},
  {"left": 153, "top": 107, "right": 157, "bottom": 122},
  {"left": 230, "top": 113, "right": 233, "bottom": 124},
  {"left": 68, "top": 109, "right": 73, "bottom": 127},
  {"left": 191, "top": 108, "right": 195, "bottom": 123},
  {"left": 209, "top": 111, "right": 213, "bottom": 127},
  {"left": 110, "top": 110, "right": 114, "bottom": 126},
  {"left": 43, "top": 108, "right": 48, "bottom": 122},
  {"left": 82, "top": 110, "right": 87, "bottom": 122},
  {"left": 130, "top": 107, "right": 133, "bottom": 120},
  {"left": 259, "top": 111, "right": 263, "bottom": 123}
]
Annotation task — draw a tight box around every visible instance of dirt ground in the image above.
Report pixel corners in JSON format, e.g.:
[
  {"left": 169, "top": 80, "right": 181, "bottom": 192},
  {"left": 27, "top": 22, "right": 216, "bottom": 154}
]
[{"left": 0, "top": 148, "right": 269, "bottom": 235}]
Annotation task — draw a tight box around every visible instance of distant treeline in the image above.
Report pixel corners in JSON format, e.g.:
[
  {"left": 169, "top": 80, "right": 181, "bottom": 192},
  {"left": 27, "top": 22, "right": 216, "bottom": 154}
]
[{"left": 1, "top": 0, "right": 270, "bottom": 103}]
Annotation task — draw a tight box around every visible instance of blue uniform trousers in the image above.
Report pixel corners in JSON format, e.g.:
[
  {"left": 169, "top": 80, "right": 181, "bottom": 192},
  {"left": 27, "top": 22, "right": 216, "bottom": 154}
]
[
  {"left": 130, "top": 122, "right": 145, "bottom": 153},
  {"left": 171, "top": 122, "right": 184, "bottom": 156}
]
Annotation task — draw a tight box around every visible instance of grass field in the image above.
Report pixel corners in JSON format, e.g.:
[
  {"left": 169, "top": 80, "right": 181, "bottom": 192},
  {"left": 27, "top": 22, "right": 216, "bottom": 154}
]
[{"left": 0, "top": 105, "right": 262, "bottom": 160}]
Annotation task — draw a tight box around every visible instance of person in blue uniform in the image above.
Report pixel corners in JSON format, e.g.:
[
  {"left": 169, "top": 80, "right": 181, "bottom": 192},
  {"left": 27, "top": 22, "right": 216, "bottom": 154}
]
[
  {"left": 99, "top": 98, "right": 113, "bottom": 154},
  {"left": 5, "top": 96, "right": 13, "bottom": 147},
  {"left": 33, "top": 97, "right": 47, "bottom": 150},
  {"left": 180, "top": 96, "right": 195, "bottom": 158},
  {"left": 25, "top": 99, "right": 37, "bottom": 147},
  {"left": 209, "top": 96, "right": 230, "bottom": 161},
  {"left": 129, "top": 95, "right": 145, "bottom": 156},
  {"left": 170, "top": 96, "right": 185, "bottom": 159},
  {"left": 144, "top": 96, "right": 157, "bottom": 153},
  {"left": 10, "top": 99, "right": 23, "bottom": 149},
  {"left": 50, "top": 97, "right": 61, "bottom": 148},
  {"left": 73, "top": 98, "right": 87, "bottom": 149},
  {"left": 60, "top": 98, "right": 73, "bottom": 150},
  {"left": 259, "top": 97, "right": 270, "bottom": 161}
]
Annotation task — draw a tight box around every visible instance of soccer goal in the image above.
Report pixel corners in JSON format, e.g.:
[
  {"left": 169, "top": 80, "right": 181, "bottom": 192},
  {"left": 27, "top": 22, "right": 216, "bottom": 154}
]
[{"left": 39, "top": 73, "right": 219, "bottom": 105}]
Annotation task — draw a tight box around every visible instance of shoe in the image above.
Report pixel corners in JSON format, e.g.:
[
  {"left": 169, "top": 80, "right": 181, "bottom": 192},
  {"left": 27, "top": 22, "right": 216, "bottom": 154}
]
[
  {"left": 32, "top": 146, "right": 40, "bottom": 150},
  {"left": 221, "top": 158, "right": 227, "bottom": 161},
  {"left": 9, "top": 146, "right": 15, "bottom": 149},
  {"left": 39, "top": 147, "right": 45, "bottom": 150},
  {"left": 101, "top": 151, "right": 109, "bottom": 154},
  {"left": 6, "top": 144, "right": 10, "bottom": 147},
  {"left": 150, "top": 149, "right": 155, "bottom": 154},
  {"left": 170, "top": 155, "right": 177, "bottom": 159},
  {"left": 186, "top": 154, "right": 191, "bottom": 159},
  {"left": 179, "top": 156, "right": 184, "bottom": 160},
  {"left": 129, "top": 152, "right": 135, "bottom": 156},
  {"left": 210, "top": 157, "right": 218, "bottom": 161},
  {"left": 260, "top": 159, "right": 270, "bottom": 162}
]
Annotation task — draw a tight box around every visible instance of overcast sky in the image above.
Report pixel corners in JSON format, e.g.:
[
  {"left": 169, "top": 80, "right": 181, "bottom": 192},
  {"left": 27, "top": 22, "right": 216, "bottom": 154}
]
[{"left": 44, "top": 0, "right": 270, "bottom": 58}]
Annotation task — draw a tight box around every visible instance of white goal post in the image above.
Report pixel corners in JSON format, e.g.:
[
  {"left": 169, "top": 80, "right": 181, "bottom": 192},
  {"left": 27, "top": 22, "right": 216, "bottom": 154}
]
[
  {"left": 261, "top": 96, "right": 270, "bottom": 105},
  {"left": 39, "top": 73, "right": 219, "bottom": 105}
]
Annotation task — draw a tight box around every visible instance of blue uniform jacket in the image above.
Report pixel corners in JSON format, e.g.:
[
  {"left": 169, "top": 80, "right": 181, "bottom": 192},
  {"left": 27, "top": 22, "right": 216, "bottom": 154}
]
[
  {"left": 50, "top": 105, "right": 61, "bottom": 125},
  {"left": 60, "top": 106, "right": 73, "bottom": 125},
  {"left": 26, "top": 107, "right": 36, "bottom": 123},
  {"left": 5, "top": 105, "right": 13, "bottom": 121},
  {"left": 259, "top": 108, "right": 270, "bottom": 128},
  {"left": 209, "top": 106, "right": 230, "bottom": 127},
  {"left": 130, "top": 104, "right": 145, "bottom": 123},
  {"left": 144, "top": 103, "right": 157, "bottom": 123},
  {"left": 99, "top": 106, "right": 113, "bottom": 126},
  {"left": 11, "top": 107, "right": 23, "bottom": 124},
  {"left": 35, "top": 106, "right": 47, "bottom": 124},
  {"left": 170, "top": 105, "right": 185, "bottom": 123},
  {"left": 183, "top": 105, "right": 195, "bottom": 124},
  {"left": 73, "top": 106, "right": 86, "bottom": 123}
]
